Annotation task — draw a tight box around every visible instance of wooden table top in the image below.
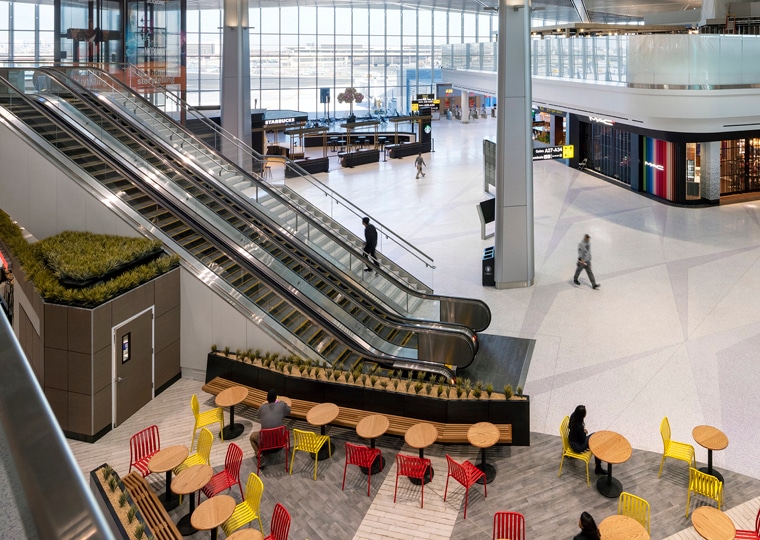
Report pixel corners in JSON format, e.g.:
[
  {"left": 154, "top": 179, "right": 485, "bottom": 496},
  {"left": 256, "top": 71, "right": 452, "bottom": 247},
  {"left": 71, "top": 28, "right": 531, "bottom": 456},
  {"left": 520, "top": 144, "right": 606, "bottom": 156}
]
[
  {"left": 467, "top": 422, "right": 500, "bottom": 449},
  {"left": 306, "top": 402, "right": 339, "bottom": 427},
  {"left": 692, "top": 425, "right": 729, "bottom": 451},
  {"left": 191, "top": 494, "right": 237, "bottom": 531},
  {"left": 404, "top": 422, "right": 439, "bottom": 449},
  {"left": 588, "top": 431, "right": 632, "bottom": 464},
  {"left": 171, "top": 464, "right": 213, "bottom": 496},
  {"left": 692, "top": 506, "right": 736, "bottom": 540},
  {"left": 356, "top": 414, "right": 390, "bottom": 440},
  {"left": 148, "top": 445, "right": 188, "bottom": 474},
  {"left": 226, "top": 529, "right": 264, "bottom": 540},
  {"left": 599, "top": 515, "right": 650, "bottom": 540},
  {"left": 215, "top": 385, "right": 249, "bottom": 408}
]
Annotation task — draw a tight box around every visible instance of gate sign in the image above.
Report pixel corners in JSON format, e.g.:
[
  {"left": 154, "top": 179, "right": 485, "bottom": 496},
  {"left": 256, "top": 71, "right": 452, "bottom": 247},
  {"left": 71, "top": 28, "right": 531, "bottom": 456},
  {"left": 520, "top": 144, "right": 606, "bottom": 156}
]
[{"left": 532, "top": 145, "right": 574, "bottom": 161}]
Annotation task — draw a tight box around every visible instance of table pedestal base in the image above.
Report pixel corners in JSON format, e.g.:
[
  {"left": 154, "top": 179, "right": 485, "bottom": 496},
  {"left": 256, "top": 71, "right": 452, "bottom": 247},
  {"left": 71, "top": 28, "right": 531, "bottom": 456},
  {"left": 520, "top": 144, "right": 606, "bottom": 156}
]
[
  {"left": 222, "top": 423, "right": 245, "bottom": 440},
  {"left": 410, "top": 468, "right": 434, "bottom": 485},
  {"left": 177, "top": 513, "right": 197, "bottom": 536},
  {"left": 313, "top": 441, "right": 335, "bottom": 461},
  {"left": 360, "top": 455, "right": 385, "bottom": 475},
  {"left": 475, "top": 463, "right": 496, "bottom": 485},
  {"left": 596, "top": 475, "right": 622, "bottom": 498},
  {"left": 160, "top": 492, "right": 180, "bottom": 511},
  {"left": 699, "top": 466, "right": 725, "bottom": 484}
]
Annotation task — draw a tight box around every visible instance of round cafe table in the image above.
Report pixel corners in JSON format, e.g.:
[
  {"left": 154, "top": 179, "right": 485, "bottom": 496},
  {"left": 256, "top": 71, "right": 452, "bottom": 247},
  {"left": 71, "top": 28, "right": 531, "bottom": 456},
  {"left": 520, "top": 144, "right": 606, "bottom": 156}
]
[
  {"left": 692, "top": 505, "right": 736, "bottom": 540},
  {"left": 693, "top": 425, "right": 729, "bottom": 484},
  {"left": 226, "top": 529, "right": 264, "bottom": 540},
  {"left": 599, "top": 515, "right": 650, "bottom": 540},
  {"left": 356, "top": 414, "right": 389, "bottom": 474},
  {"left": 404, "top": 422, "right": 439, "bottom": 485},
  {"left": 215, "top": 386, "right": 248, "bottom": 440},
  {"left": 306, "top": 402, "right": 339, "bottom": 460},
  {"left": 467, "top": 422, "right": 500, "bottom": 484},
  {"left": 191, "top": 494, "right": 236, "bottom": 540},
  {"left": 147, "top": 445, "right": 188, "bottom": 511},
  {"left": 171, "top": 464, "right": 214, "bottom": 535},
  {"left": 588, "top": 431, "right": 632, "bottom": 498}
]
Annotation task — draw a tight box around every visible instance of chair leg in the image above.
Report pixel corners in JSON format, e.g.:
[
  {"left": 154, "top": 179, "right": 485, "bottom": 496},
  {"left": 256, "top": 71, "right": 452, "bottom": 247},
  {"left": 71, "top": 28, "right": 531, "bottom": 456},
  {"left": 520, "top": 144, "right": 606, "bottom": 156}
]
[
  {"left": 367, "top": 465, "right": 372, "bottom": 497},
  {"left": 289, "top": 448, "right": 296, "bottom": 475},
  {"left": 658, "top": 455, "right": 666, "bottom": 478},
  {"left": 219, "top": 421, "right": 224, "bottom": 443},
  {"left": 394, "top": 473, "right": 399, "bottom": 503},
  {"left": 585, "top": 460, "right": 590, "bottom": 487},
  {"left": 686, "top": 490, "right": 692, "bottom": 517},
  {"left": 558, "top": 455, "right": 564, "bottom": 477},
  {"left": 463, "top": 486, "right": 469, "bottom": 519},
  {"left": 444, "top": 473, "right": 450, "bottom": 502},
  {"left": 257, "top": 516, "right": 264, "bottom": 533},
  {"left": 314, "top": 452, "right": 319, "bottom": 481},
  {"left": 342, "top": 462, "right": 348, "bottom": 491},
  {"left": 420, "top": 473, "right": 425, "bottom": 508}
]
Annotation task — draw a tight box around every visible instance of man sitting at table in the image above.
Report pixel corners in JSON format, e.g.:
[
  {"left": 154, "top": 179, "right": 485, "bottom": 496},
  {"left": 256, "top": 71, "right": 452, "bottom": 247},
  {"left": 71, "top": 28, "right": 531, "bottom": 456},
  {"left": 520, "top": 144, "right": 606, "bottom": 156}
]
[{"left": 249, "top": 389, "right": 291, "bottom": 459}]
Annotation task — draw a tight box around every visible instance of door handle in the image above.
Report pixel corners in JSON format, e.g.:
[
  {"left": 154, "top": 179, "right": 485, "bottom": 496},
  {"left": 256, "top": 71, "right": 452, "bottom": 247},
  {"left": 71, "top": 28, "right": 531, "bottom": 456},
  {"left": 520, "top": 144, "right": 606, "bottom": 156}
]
[{"left": 116, "top": 376, "right": 125, "bottom": 383}]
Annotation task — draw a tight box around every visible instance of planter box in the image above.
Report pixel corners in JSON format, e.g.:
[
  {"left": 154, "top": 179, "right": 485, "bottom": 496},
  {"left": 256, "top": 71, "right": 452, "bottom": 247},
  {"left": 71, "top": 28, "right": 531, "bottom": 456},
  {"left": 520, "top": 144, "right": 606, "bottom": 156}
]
[
  {"left": 340, "top": 149, "right": 380, "bottom": 168},
  {"left": 285, "top": 157, "right": 330, "bottom": 177},
  {"left": 206, "top": 353, "right": 530, "bottom": 445},
  {"left": 387, "top": 141, "right": 432, "bottom": 159}
]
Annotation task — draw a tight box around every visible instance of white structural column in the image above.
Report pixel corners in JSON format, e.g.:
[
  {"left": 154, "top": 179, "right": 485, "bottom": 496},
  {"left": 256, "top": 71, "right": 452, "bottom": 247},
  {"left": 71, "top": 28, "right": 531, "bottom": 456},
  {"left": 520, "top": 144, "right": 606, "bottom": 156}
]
[
  {"left": 221, "top": 0, "right": 252, "bottom": 169},
  {"left": 494, "top": 0, "right": 534, "bottom": 288},
  {"left": 700, "top": 141, "right": 721, "bottom": 202}
]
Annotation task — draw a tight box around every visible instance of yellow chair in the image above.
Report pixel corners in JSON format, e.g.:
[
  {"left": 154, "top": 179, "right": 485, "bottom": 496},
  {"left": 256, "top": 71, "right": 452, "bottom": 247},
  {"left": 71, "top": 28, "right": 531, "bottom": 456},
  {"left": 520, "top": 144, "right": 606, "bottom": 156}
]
[
  {"left": 659, "top": 417, "right": 696, "bottom": 478},
  {"left": 686, "top": 467, "right": 723, "bottom": 517},
  {"left": 189, "top": 394, "right": 224, "bottom": 450},
  {"left": 175, "top": 427, "right": 213, "bottom": 474},
  {"left": 558, "top": 415, "right": 591, "bottom": 487},
  {"left": 221, "top": 472, "right": 265, "bottom": 536},
  {"left": 290, "top": 428, "right": 331, "bottom": 481},
  {"left": 618, "top": 491, "right": 651, "bottom": 533}
]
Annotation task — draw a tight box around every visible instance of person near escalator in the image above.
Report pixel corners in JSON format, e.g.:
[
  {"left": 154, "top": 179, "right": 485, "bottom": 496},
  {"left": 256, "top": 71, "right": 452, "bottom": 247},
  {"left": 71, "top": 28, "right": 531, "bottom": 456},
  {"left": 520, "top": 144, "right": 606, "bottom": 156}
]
[{"left": 362, "top": 217, "right": 378, "bottom": 272}]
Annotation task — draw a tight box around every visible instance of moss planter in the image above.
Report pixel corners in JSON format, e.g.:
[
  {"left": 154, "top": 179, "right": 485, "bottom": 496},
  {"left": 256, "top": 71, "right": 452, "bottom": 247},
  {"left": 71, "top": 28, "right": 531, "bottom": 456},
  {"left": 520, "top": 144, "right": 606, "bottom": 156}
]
[{"left": 206, "top": 352, "right": 530, "bottom": 445}]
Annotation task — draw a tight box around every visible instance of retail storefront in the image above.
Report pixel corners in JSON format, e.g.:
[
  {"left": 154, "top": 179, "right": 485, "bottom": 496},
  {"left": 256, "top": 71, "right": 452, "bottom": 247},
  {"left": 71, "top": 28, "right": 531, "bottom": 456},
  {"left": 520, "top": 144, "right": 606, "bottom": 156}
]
[{"left": 568, "top": 113, "right": 760, "bottom": 205}]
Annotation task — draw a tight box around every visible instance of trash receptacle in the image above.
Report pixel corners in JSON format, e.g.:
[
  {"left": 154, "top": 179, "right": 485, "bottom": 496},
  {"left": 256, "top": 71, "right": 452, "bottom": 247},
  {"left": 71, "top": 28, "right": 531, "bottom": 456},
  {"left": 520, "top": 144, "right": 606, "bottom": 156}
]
[{"left": 482, "top": 246, "right": 495, "bottom": 286}]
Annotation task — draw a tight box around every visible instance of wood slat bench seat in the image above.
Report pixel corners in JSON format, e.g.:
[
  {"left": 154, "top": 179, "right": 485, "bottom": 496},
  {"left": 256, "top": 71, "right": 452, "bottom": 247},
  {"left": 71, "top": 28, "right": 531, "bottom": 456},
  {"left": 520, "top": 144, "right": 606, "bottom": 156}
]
[
  {"left": 122, "top": 472, "right": 182, "bottom": 540},
  {"left": 202, "top": 376, "right": 512, "bottom": 445}
]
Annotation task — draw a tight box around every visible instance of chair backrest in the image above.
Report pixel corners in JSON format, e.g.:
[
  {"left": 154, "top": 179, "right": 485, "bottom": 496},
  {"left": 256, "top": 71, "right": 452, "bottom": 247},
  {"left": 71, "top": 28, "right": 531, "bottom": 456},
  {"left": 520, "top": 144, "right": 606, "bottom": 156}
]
[
  {"left": 270, "top": 503, "right": 291, "bottom": 540},
  {"left": 618, "top": 492, "right": 651, "bottom": 532},
  {"left": 244, "top": 472, "right": 265, "bottom": 509},
  {"left": 396, "top": 454, "right": 428, "bottom": 479},
  {"left": 196, "top": 428, "right": 214, "bottom": 464},
  {"left": 259, "top": 426, "right": 288, "bottom": 452},
  {"left": 689, "top": 467, "right": 723, "bottom": 504},
  {"left": 493, "top": 511, "right": 525, "bottom": 540},
  {"left": 445, "top": 454, "right": 469, "bottom": 486},
  {"left": 190, "top": 394, "right": 200, "bottom": 418},
  {"left": 293, "top": 429, "right": 321, "bottom": 453},
  {"left": 660, "top": 417, "right": 672, "bottom": 448},
  {"left": 559, "top": 416, "right": 573, "bottom": 452},
  {"left": 225, "top": 443, "right": 244, "bottom": 481},
  {"left": 130, "top": 425, "right": 160, "bottom": 462},
  {"left": 345, "top": 443, "right": 375, "bottom": 466}
]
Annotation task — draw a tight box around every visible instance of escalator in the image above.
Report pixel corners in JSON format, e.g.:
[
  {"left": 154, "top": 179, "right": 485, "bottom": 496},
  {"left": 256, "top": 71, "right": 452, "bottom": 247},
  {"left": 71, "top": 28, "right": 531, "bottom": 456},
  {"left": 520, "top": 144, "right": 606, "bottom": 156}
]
[
  {"left": 51, "top": 66, "right": 491, "bottom": 333},
  {"left": 0, "top": 77, "right": 471, "bottom": 374},
  {"left": 19, "top": 68, "right": 477, "bottom": 366}
]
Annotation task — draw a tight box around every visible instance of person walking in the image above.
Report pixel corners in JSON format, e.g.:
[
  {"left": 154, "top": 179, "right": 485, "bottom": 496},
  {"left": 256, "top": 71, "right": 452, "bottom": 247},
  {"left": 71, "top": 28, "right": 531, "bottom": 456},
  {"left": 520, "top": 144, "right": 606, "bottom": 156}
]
[
  {"left": 362, "top": 216, "right": 378, "bottom": 271},
  {"left": 573, "top": 234, "right": 600, "bottom": 289},
  {"left": 414, "top": 153, "right": 426, "bottom": 178}
]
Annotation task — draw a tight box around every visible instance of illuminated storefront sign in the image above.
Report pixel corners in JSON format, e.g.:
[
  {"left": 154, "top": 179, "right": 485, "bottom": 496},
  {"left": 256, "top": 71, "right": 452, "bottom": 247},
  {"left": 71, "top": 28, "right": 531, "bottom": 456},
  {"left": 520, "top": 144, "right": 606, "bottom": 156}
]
[
  {"left": 589, "top": 116, "right": 614, "bottom": 126},
  {"left": 644, "top": 161, "right": 664, "bottom": 171}
]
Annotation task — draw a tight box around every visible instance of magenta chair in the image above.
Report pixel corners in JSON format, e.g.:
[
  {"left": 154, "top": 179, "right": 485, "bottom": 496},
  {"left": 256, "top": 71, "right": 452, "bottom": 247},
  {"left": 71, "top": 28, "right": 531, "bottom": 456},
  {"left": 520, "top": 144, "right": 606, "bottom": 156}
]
[
  {"left": 343, "top": 442, "right": 382, "bottom": 497},
  {"left": 128, "top": 425, "right": 160, "bottom": 477},
  {"left": 201, "top": 443, "right": 244, "bottom": 500},
  {"left": 444, "top": 454, "right": 486, "bottom": 519}
]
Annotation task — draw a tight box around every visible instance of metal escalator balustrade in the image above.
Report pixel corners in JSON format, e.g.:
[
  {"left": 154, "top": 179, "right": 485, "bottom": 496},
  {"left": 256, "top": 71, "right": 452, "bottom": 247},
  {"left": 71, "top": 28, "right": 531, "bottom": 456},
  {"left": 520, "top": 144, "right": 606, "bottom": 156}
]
[
  {"left": 25, "top": 72, "right": 475, "bottom": 363},
  {"left": 0, "top": 80, "right": 473, "bottom": 371},
  {"left": 55, "top": 66, "right": 490, "bottom": 332}
]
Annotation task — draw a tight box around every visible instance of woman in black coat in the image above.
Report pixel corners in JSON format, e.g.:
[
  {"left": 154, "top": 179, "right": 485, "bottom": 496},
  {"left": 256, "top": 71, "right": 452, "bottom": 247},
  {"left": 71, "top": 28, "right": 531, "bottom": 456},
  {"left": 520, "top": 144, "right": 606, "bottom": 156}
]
[
  {"left": 568, "top": 405, "right": 604, "bottom": 474},
  {"left": 573, "top": 511, "right": 601, "bottom": 540}
]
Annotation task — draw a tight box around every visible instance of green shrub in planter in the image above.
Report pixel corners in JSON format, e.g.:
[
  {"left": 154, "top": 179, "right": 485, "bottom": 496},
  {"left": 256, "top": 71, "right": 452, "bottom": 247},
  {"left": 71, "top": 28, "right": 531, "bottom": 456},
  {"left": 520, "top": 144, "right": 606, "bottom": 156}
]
[
  {"left": 127, "top": 505, "right": 137, "bottom": 524},
  {"left": 486, "top": 383, "right": 493, "bottom": 398},
  {"left": 119, "top": 490, "right": 128, "bottom": 507},
  {"left": 425, "top": 383, "right": 432, "bottom": 395},
  {"left": 370, "top": 375, "right": 378, "bottom": 388},
  {"left": 210, "top": 344, "right": 218, "bottom": 353},
  {"left": 133, "top": 523, "right": 145, "bottom": 540},
  {"left": 516, "top": 386, "right": 524, "bottom": 396},
  {"left": 380, "top": 380, "right": 388, "bottom": 391},
  {"left": 413, "top": 382, "right": 423, "bottom": 394},
  {"left": 472, "top": 387, "right": 482, "bottom": 399},
  {"left": 437, "top": 384, "right": 445, "bottom": 398},
  {"left": 504, "top": 384, "right": 513, "bottom": 399}
]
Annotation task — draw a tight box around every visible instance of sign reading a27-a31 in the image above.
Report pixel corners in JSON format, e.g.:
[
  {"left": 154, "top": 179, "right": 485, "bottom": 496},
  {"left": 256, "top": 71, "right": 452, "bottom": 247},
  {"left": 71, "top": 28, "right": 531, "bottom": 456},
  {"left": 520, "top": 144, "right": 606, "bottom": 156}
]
[{"left": 532, "top": 145, "right": 574, "bottom": 160}]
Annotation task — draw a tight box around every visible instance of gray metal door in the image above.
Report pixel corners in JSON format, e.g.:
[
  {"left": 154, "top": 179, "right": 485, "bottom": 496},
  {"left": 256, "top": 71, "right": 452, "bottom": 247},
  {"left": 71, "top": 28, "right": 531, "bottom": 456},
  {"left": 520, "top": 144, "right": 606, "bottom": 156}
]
[{"left": 114, "top": 309, "right": 153, "bottom": 426}]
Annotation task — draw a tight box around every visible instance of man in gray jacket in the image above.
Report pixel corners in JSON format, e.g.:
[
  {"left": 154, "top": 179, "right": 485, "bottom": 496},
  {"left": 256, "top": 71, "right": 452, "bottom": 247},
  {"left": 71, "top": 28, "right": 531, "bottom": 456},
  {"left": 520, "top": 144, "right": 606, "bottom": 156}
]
[
  {"left": 574, "top": 234, "right": 600, "bottom": 289},
  {"left": 249, "top": 388, "right": 291, "bottom": 454}
]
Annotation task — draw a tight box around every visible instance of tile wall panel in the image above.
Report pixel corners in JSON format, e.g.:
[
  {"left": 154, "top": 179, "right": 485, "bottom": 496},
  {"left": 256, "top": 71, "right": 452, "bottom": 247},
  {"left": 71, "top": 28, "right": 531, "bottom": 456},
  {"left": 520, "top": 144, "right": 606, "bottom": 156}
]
[
  {"left": 67, "top": 351, "right": 92, "bottom": 395},
  {"left": 43, "top": 346, "right": 68, "bottom": 391},
  {"left": 67, "top": 307, "right": 92, "bottom": 355}
]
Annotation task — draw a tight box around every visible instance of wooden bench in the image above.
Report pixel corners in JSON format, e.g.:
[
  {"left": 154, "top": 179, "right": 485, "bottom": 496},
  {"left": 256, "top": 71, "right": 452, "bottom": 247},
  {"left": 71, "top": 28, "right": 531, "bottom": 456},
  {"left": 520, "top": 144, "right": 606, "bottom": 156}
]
[
  {"left": 202, "top": 377, "right": 512, "bottom": 445},
  {"left": 122, "top": 472, "right": 182, "bottom": 540}
]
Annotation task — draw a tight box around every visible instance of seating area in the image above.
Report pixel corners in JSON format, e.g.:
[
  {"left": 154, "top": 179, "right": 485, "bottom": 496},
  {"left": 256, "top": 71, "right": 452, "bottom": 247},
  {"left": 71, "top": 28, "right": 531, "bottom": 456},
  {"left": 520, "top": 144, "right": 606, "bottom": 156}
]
[{"left": 73, "top": 378, "right": 760, "bottom": 539}]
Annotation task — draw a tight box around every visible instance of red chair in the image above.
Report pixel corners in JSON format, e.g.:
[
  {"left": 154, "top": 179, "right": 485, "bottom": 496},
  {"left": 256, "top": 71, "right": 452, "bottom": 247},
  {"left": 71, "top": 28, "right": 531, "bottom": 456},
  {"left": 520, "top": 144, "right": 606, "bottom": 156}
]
[
  {"left": 128, "top": 425, "right": 160, "bottom": 477},
  {"left": 264, "top": 503, "right": 291, "bottom": 540},
  {"left": 444, "top": 454, "right": 486, "bottom": 519},
  {"left": 201, "top": 443, "right": 244, "bottom": 500},
  {"left": 493, "top": 511, "right": 526, "bottom": 540},
  {"left": 342, "top": 442, "right": 382, "bottom": 497},
  {"left": 257, "top": 426, "right": 290, "bottom": 474},
  {"left": 736, "top": 506, "right": 760, "bottom": 539},
  {"left": 394, "top": 454, "right": 431, "bottom": 508}
]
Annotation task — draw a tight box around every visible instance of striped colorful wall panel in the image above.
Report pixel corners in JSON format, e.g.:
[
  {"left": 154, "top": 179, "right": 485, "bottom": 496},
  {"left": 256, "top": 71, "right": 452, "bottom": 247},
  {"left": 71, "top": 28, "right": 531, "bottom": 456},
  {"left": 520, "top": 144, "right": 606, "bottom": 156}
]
[{"left": 642, "top": 138, "right": 676, "bottom": 201}]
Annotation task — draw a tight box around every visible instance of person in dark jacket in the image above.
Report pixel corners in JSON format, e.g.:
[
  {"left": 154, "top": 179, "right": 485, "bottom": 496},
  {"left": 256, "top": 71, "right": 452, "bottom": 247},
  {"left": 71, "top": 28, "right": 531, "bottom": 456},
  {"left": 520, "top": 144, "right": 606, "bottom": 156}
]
[
  {"left": 362, "top": 216, "right": 378, "bottom": 271},
  {"left": 569, "top": 405, "right": 604, "bottom": 474},
  {"left": 573, "top": 511, "right": 601, "bottom": 540}
]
